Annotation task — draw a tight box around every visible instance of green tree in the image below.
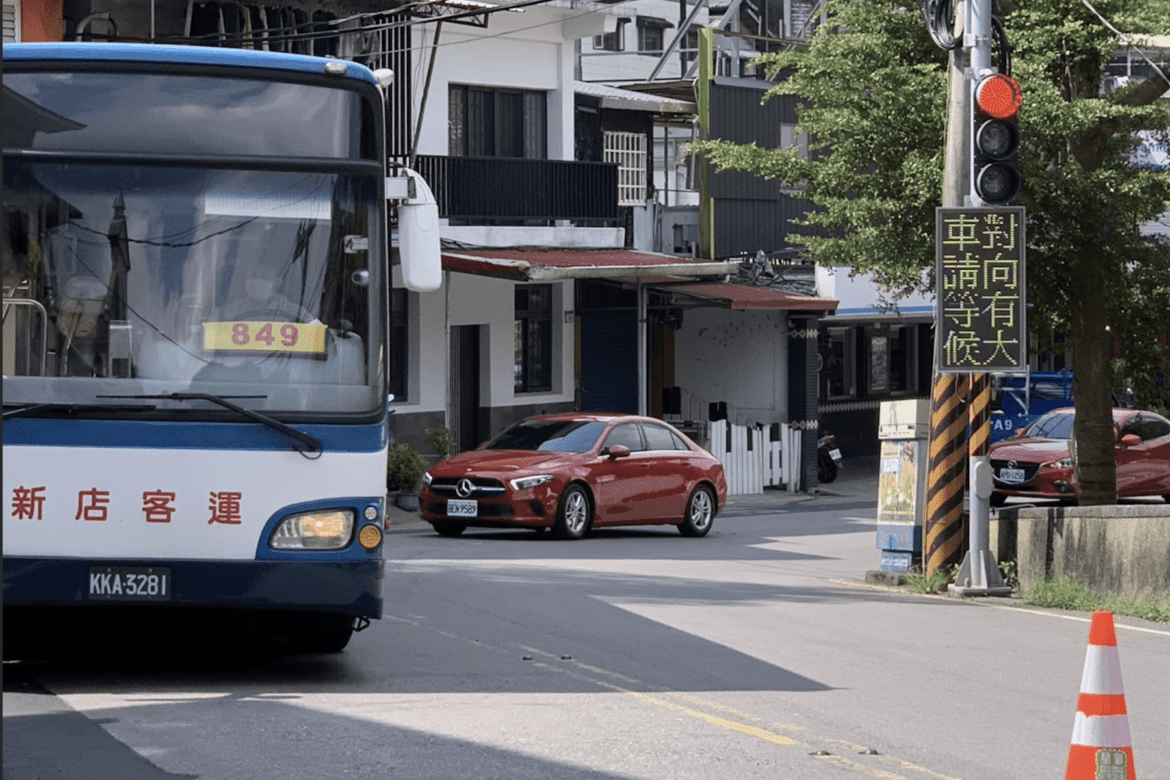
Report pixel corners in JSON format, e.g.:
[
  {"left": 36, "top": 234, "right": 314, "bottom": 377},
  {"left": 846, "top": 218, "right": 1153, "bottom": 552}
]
[{"left": 690, "top": 0, "right": 1170, "bottom": 505}]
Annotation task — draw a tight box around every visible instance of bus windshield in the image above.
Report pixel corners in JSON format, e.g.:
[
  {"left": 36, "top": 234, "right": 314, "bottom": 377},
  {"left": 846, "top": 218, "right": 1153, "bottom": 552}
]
[
  {"left": 3, "top": 71, "right": 375, "bottom": 159},
  {"left": 3, "top": 72, "right": 385, "bottom": 418}
]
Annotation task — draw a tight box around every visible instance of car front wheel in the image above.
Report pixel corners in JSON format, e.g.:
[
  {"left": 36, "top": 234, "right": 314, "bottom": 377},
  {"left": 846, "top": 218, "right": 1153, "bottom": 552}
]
[
  {"left": 678, "top": 485, "right": 715, "bottom": 537},
  {"left": 431, "top": 520, "right": 467, "bottom": 537},
  {"left": 553, "top": 484, "right": 592, "bottom": 540}
]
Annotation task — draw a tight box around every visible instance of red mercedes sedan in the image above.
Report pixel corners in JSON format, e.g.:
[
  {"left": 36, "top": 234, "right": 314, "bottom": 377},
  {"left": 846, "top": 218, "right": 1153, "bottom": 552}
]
[
  {"left": 990, "top": 407, "right": 1170, "bottom": 505},
  {"left": 419, "top": 413, "right": 728, "bottom": 539}
]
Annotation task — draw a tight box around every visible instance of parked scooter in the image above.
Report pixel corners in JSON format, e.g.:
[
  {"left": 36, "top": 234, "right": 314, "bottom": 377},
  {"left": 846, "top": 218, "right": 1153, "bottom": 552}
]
[{"left": 817, "top": 432, "right": 844, "bottom": 483}]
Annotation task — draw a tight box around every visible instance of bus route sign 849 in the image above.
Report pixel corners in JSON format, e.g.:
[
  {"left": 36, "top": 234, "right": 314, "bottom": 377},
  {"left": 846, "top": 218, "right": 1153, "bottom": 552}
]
[{"left": 935, "top": 207, "right": 1026, "bottom": 373}]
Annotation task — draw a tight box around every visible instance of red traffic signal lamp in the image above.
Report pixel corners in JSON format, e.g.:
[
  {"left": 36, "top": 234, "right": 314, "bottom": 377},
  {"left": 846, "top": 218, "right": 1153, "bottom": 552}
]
[{"left": 972, "top": 73, "right": 1022, "bottom": 204}]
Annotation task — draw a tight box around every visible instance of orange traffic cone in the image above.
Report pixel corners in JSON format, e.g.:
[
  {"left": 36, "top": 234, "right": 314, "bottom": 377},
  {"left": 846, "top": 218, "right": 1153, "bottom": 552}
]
[{"left": 1065, "top": 611, "right": 1136, "bottom": 780}]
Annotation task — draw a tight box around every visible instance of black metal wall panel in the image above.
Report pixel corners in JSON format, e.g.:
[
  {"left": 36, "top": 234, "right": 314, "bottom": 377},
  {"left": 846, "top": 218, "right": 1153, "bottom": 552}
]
[
  {"left": 713, "top": 194, "right": 826, "bottom": 259},
  {"left": 580, "top": 311, "right": 638, "bottom": 414},
  {"left": 706, "top": 81, "right": 831, "bottom": 259}
]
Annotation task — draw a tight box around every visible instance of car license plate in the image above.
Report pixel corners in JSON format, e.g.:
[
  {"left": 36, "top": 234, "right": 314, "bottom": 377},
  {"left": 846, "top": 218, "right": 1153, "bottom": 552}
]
[
  {"left": 829, "top": 448, "right": 842, "bottom": 462},
  {"left": 447, "top": 499, "right": 477, "bottom": 518},
  {"left": 998, "top": 468, "right": 1026, "bottom": 483},
  {"left": 88, "top": 566, "right": 173, "bottom": 601}
]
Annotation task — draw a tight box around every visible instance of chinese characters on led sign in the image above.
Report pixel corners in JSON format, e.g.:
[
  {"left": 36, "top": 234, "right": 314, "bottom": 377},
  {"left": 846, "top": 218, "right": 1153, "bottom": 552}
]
[{"left": 936, "top": 207, "right": 1026, "bottom": 372}]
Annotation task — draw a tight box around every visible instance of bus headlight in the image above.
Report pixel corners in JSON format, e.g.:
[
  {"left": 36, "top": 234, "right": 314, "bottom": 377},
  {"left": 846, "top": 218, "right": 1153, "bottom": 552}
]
[{"left": 271, "top": 510, "right": 354, "bottom": 550}]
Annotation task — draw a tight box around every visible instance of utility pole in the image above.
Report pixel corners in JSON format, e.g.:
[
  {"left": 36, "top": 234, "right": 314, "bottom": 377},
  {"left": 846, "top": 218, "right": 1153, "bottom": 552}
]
[
  {"left": 924, "top": 36, "right": 970, "bottom": 579},
  {"left": 926, "top": 0, "right": 1014, "bottom": 595}
]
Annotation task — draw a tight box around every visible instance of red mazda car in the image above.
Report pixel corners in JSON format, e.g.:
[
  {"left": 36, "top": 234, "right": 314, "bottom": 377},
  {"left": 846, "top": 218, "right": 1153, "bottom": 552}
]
[
  {"left": 419, "top": 413, "right": 728, "bottom": 539},
  {"left": 990, "top": 407, "right": 1170, "bottom": 505}
]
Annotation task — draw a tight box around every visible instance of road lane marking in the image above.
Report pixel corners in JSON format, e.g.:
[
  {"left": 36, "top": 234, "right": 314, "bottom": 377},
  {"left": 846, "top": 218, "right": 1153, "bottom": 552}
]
[
  {"left": 520, "top": 645, "right": 801, "bottom": 746},
  {"left": 813, "top": 752, "right": 912, "bottom": 780},
  {"left": 981, "top": 604, "right": 1170, "bottom": 636},
  {"left": 826, "top": 739, "right": 965, "bottom": 780},
  {"left": 519, "top": 645, "right": 973, "bottom": 779}
]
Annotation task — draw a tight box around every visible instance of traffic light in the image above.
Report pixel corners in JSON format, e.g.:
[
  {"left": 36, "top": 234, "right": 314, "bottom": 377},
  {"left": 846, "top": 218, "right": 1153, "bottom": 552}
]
[{"left": 971, "top": 73, "right": 1022, "bottom": 205}]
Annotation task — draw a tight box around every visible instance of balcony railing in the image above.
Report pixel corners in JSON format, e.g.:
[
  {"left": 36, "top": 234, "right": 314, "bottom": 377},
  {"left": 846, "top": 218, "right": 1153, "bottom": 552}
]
[{"left": 398, "top": 155, "right": 620, "bottom": 225}]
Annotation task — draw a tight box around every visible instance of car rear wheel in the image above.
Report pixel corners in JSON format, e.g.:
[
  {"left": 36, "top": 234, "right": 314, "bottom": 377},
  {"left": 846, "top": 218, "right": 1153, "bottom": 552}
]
[
  {"left": 553, "top": 484, "right": 592, "bottom": 540},
  {"left": 431, "top": 520, "right": 467, "bottom": 537},
  {"left": 678, "top": 485, "right": 715, "bottom": 537}
]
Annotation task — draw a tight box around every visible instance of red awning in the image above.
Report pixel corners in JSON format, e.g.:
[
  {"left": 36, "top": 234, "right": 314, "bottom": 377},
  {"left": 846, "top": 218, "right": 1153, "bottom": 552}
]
[{"left": 671, "top": 282, "right": 838, "bottom": 312}]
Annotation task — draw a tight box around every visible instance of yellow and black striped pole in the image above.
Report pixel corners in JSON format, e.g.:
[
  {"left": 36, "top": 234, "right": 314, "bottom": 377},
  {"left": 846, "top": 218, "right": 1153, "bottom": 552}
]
[
  {"left": 968, "top": 373, "right": 991, "bottom": 458},
  {"left": 925, "top": 374, "right": 969, "bottom": 576},
  {"left": 949, "top": 371, "right": 1012, "bottom": 594}
]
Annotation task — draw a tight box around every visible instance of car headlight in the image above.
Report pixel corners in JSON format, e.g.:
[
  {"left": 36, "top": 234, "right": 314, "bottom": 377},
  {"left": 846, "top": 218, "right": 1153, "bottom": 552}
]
[
  {"left": 422, "top": 471, "right": 432, "bottom": 485},
  {"left": 1042, "top": 457, "right": 1073, "bottom": 469},
  {"left": 510, "top": 474, "right": 555, "bottom": 491},
  {"left": 270, "top": 509, "right": 354, "bottom": 550}
]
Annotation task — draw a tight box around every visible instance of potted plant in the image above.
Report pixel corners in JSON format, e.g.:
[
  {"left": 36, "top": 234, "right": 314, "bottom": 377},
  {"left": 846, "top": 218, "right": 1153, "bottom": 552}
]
[
  {"left": 387, "top": 442, "right": 429, "bottom": 511},
  {"left": 425, "top": 426, "right": 457, "bottom": 459}
]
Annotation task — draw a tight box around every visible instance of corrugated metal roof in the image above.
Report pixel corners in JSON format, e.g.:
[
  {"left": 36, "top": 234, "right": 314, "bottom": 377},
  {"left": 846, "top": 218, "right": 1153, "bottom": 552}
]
[
  {"left": 440, "top": 248, "right": 838, "bottom": 311},
  {"left": 442, "top": 248, "right": 736, "bottom": 281},
  {"left": 575, "top": 81, "right": 695, "bottom": 114}
]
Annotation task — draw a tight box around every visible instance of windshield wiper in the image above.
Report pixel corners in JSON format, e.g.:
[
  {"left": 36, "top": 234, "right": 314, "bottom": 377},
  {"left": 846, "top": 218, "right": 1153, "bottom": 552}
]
[
  {"left": 3, "top": 402, "right": 158, "bottom": 420},
  {"left": 98, "top": 392, "right": 323, "bottom": 458}
]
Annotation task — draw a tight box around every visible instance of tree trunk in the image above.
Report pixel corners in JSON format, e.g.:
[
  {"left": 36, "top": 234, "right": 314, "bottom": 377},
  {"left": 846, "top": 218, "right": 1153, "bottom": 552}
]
[{"left": 1070, "top": 258, "right": 1117, "bottom": 506}]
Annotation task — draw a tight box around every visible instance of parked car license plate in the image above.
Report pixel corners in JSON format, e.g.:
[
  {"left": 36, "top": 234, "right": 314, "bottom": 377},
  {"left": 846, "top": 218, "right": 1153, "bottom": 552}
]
[
  {"left": 829, "top": 448, "right": 842, "bottom": 461},
  {"left": 447, "top": 499, "right": 478, "bottom": 517},
  {"left": 998, "top": 468, "right": 1026, "bottom": 483},
  {"left": 88, "top": 566, "right": 172, "bottom": 601}
]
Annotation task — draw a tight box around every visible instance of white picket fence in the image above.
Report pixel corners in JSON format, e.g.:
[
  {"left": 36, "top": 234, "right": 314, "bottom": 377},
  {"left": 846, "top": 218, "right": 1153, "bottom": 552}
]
[{"left": 709, "top": 419, "right": 803, "bottom": 495}]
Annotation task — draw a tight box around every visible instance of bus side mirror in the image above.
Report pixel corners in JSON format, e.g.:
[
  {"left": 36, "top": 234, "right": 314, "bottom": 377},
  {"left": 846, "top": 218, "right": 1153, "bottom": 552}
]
[{"left": 390, "top": 169, "right": 441, "bottom": 293}]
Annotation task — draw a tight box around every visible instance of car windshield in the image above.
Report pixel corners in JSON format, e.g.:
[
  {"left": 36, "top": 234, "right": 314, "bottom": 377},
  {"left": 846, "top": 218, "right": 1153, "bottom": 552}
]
[
  {"left": 486, "top": 420, "right": 606, "bottom": 453},
  {"left": 1024, "top": 412, "right": 1075, "bottom": 439}
]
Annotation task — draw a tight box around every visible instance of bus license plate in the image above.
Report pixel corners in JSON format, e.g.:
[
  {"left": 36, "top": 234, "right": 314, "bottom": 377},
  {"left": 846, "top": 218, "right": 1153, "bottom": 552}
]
[
  {"left": 88, "top": 566, "right": 173, "bottom": 601},
  {"left": 447, "top": 499, "right": 477, "bottom": 518},
  {"left": 998, "top": 468, "right": 1026, "bottom": 483}
]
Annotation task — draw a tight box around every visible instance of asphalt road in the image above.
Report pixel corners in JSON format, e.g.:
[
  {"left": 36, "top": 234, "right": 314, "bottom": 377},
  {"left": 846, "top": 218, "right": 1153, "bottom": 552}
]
[{"left": 5, "top": 462, "right": 1169, "bottom": 780}]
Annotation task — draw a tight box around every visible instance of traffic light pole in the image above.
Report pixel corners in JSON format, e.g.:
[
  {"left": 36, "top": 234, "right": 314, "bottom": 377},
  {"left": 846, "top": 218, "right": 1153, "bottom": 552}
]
[{"left": 946, "top": 0, "right": 1010, "bottom": 596}]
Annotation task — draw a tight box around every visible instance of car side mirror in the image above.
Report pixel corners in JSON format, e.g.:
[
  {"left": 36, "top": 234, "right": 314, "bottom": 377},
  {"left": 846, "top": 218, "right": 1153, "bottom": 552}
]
[
  {"left": 605, "top": 444, "right": 631, "bottom": 459},
  {"left": 1120, "top": 433, "right": 1141, "bottom": 448},
  {"left": 1013, "top": 428, "right": 1026, "bottom": 438}
]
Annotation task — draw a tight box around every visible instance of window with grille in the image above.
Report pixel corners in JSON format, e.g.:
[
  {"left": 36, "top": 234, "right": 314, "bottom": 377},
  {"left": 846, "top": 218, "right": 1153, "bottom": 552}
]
[
  {"left": 593, "top": 18, "right": 628, "bottom": 51},
  {"left": 604, "top": 131, "right": 647, "bottom": 206},
  {"left": 514, "top": 285, "right": 552, "bottom": 393},
  {"left": 637, "top": 18, "right": 671, "bottom": 53},
  {"left": 449, "top": 85, "right": 547, "bottom": 159}
]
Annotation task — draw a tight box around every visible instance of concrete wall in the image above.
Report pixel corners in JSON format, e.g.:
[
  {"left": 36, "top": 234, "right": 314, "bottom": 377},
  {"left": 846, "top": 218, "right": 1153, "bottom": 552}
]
[
  {"left": 997, "top": 505, "right": 1170, "bottom": 602},
  {"left": 412, "top": 14, "right": 578, "bottom": 161},
  {"left": 390, "top": 265, "right": 576, "bottom": 454},
  {"left": 674, "top": 307, "right": 789, "bottom": 426}
]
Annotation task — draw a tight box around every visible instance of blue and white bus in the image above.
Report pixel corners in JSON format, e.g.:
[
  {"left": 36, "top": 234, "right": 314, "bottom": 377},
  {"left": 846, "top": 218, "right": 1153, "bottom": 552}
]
[{"left": 2, "top": 42, "right": 440, "bottom": 653}]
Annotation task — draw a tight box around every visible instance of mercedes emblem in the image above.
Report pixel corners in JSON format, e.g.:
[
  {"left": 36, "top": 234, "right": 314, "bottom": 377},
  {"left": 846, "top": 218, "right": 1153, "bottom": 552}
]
[{"left": 456, "top": 478, "right": 474, "bottom": 498}]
